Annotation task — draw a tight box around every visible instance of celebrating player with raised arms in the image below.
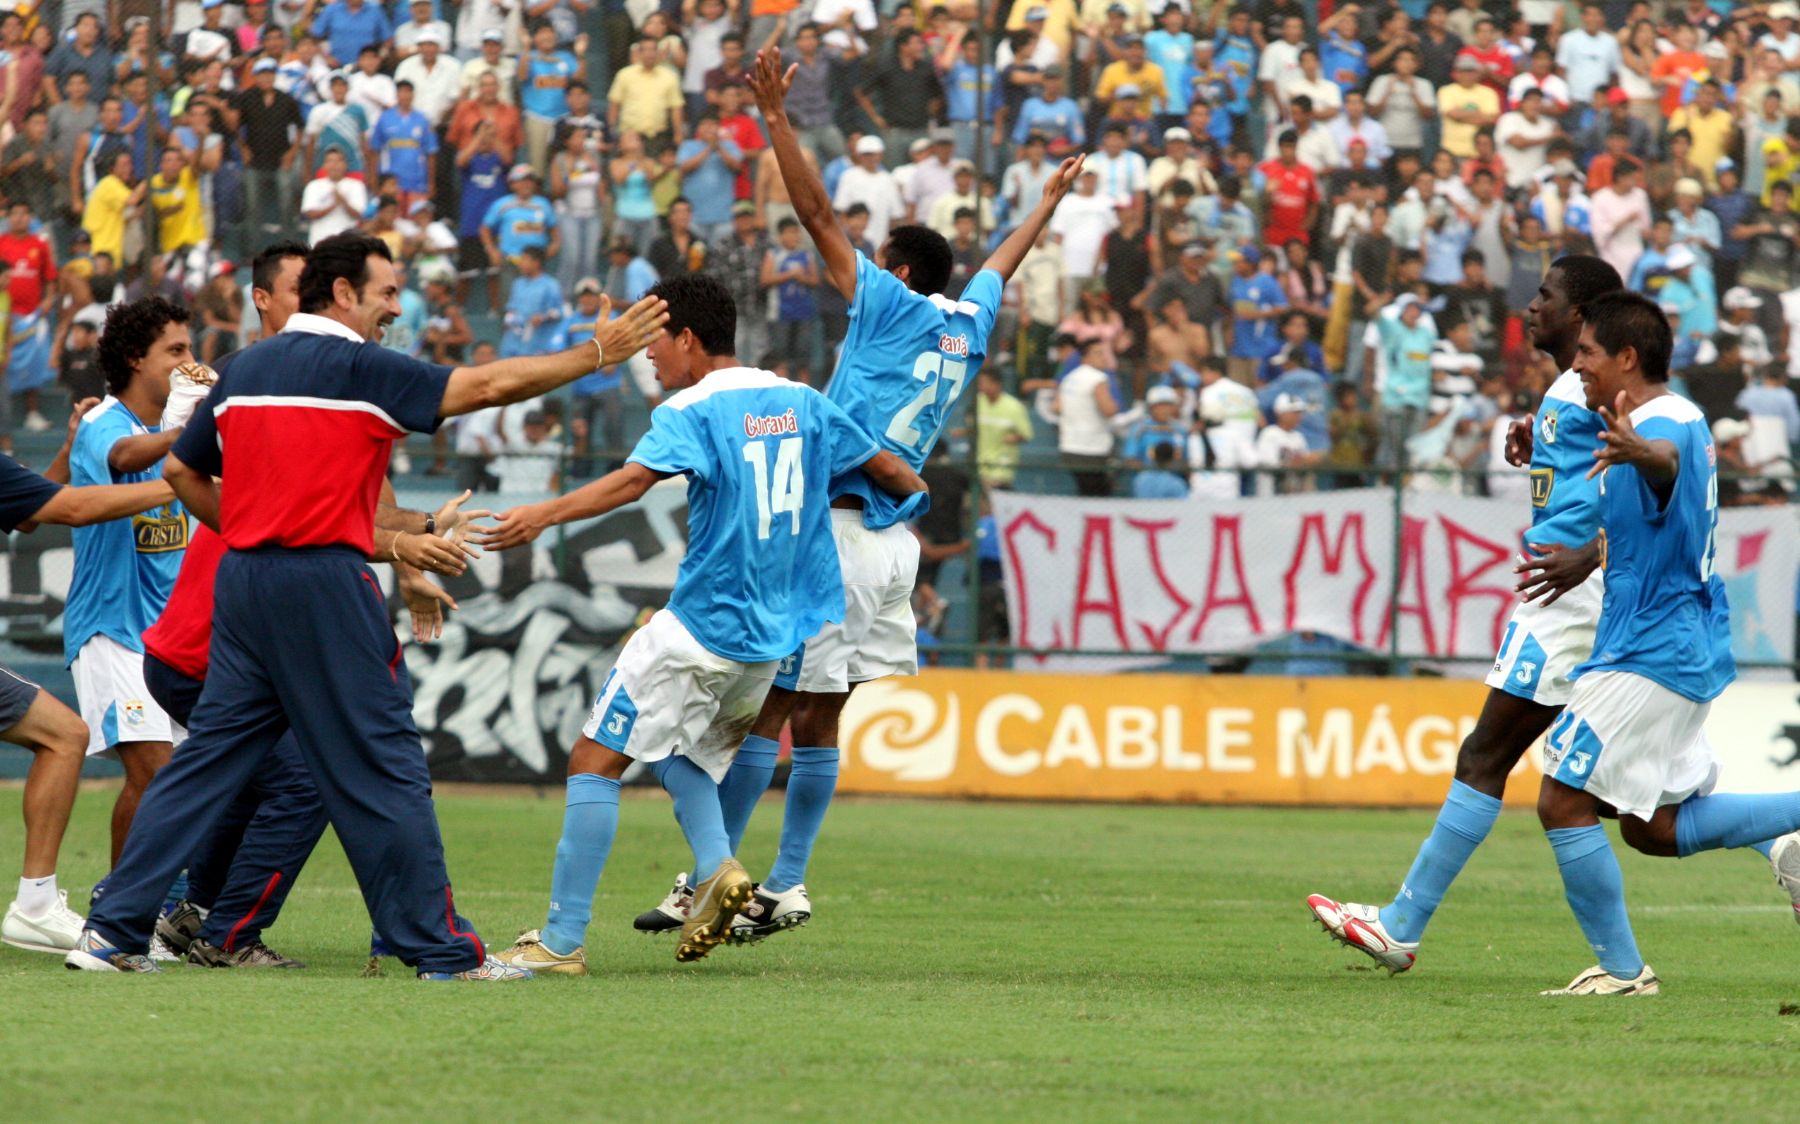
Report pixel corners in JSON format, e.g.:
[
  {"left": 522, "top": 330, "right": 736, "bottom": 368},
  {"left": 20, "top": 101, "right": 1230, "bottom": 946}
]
[
  {"left": 633, "top": 48, "right": 1085, "bottom": 945},
  {"left": 1309, "top": 256, "right": 1797, "bottom": 975},
  {"left": 485, "top": 274, "right": 926, "bottom": 973},
  {"left": 1533, "top": 291, "right": 1800, "bottom": 995}
]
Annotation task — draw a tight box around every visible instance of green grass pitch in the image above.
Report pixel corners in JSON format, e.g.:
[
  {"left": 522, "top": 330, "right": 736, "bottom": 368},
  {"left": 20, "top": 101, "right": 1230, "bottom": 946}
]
[{"left": 3, "top": 786, "right": 1799, "bottom": 1120}]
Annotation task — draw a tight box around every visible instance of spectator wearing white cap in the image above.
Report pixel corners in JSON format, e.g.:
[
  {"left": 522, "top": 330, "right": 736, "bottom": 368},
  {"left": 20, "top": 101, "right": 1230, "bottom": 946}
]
[
  {"left": 1660, "top": 243, "right": 1718, "bottom": 372},
  {"left": 394, "top": 0, "right": 451, "bottom": 61},
  {"left": 1145, "top": 126, "right": 1201, "bottom": 199},
  {"left": 1254, "top": 392, "right": 1321, "bottom": 495},
  {"left": 1671, "top": 176, "right": 1722, "bottom": 270},
  {"left": 1721, "top": 287, "right": 1773, "bottom": 372},
  {"left": 459, "top": 27, "right": 517, "bottom": 105},
  {"left": 1760, "top": 2, "right": 1800, "bottom": 64},
  {"left": 903, "top": 130, "right": 958, "bottom": 228},
  {"left": 831, "top": 134, "right": 905, "bottom": 250},
  {"left": 394, "top": 27, "right": 462, "bottom": 128},
  {"left": 456, "top": 0, "right": 523, "bottom": 58},
  {"left": 1121, "top": 384, "right": 1186, "bottom": 468}
]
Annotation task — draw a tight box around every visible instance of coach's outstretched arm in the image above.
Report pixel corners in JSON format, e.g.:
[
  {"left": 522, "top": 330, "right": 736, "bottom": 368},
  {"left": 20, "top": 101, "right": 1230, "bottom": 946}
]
[
  {"left": 749, "top": 48, "right": 858, "bottom": 301},
  {"left": 28, "top": 480, "right": 174, "bottom": 528},
  {"left": 436, "top": 294, "right": 669, "bottom": 417},
  {"left": 979, "top": 153, "right": 1085, "bottom": 283}
]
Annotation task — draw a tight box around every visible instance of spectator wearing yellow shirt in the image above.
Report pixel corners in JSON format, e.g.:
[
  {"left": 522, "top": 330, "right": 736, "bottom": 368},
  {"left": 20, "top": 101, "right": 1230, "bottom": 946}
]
[
  {"left": 1437, "top": 56, "right": 1500, "bottom": 159},
  {"left": 148, "top": 144, "right": 207, "bottom": 255},
  {"left": 1669, "top": 80, "right": 1735, "bottom": 192},
  {"left": 81, "top": 150, "right": 145, "bottom": 267},
  {"left": 974, "top": 369, "right": 1034, "bottom": 490},
  {"left": 1006, "top": 0, "right": 1079, "bottom": 55},
  {"left": 1078, "top": 0, "right": 1150, "bottom": 37},
  {"left": 1095, "top": 35, "right": 1167, "bottom": 120},
  {"left": 1761, "top": 117, "right": 1800, "bottom": 213},
  {"left": 607, "top": 36, "right": 685, "bottom": 147}
]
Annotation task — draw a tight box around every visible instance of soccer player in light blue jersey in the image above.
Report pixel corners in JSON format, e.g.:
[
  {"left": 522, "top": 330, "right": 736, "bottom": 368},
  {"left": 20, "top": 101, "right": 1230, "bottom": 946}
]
[
  {"left": 628, "top": 49, "right": 1086, "bottom": 944},
  {"left": 1535, "top": 291, "right": 1800, "bottom": 995},
  {"left": 65, "top": 297, "right": 193, "bottom": 870},
  {"left": 483, "top": 274, "right": 926, "bottom": 972}
]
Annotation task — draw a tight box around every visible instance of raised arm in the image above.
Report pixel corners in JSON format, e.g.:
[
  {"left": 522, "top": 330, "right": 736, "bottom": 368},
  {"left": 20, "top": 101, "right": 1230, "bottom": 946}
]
[
  {"left": 748, "top": 47, "right": 857, "bottom": 301},
  {"left": 437, "top": 293, "right": 667, "bottom": 417},
  {"left": 980, "top": 153, "right": 1085, "bottom": 282},
  {"left": 483, "top": 461, "right": 666, "bottom": 550}
]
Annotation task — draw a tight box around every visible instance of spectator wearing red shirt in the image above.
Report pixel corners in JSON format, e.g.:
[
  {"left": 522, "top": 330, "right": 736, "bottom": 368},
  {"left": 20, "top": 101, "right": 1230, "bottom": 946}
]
[
  {"left": 1258, "top": 128, "right": 1321, "bottom": 248},
  {"left": 714, "top": 83, "right": 765, "bottom": 201},
  {"left": 0, "top": 201, "right": 56, "bottom": 431},
  {"left": 1455, "top": 18, "right": 1515, "bottom": 98}
]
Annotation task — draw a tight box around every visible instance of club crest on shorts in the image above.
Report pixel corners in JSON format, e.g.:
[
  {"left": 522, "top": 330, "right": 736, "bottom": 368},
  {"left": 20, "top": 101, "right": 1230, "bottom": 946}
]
[{"left": 122, "top": 699, "right": 147, "bottom": 729}]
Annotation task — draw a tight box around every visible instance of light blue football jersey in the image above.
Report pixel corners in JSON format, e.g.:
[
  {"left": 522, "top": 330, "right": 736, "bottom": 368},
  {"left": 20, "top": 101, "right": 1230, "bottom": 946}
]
[
  {"left": 824, "top": 252, "right": 1003, "bottom": 530},
  {"left": 628, "top": 367, "right": 881, "bottom": 663},
  {"left": 1525, "top": 369, "right": 1605, "bottom": 552},
  {"left": 1575, "top": 393, "right": 1734, "bottom": 702},
  {"left": 63, "top": 396, "right": 187, "bottom": 665}
]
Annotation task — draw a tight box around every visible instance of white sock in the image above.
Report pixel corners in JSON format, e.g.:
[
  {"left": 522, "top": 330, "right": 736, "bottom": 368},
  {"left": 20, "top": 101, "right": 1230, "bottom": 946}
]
[{"left": 16, "top": 874, "right": 56, "bottom": 917}]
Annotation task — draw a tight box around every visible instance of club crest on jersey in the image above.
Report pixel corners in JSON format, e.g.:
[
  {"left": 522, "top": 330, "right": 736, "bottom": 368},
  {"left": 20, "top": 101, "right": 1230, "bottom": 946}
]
[
  {"left": 939, "top": 333, "right": 970, "bottom": 358},
  {"left": 743, "top": 408, "right": 799, "bottom": 438},
  {"left": 1540, "top": 409, "right": 1558, "bottom": 445}
]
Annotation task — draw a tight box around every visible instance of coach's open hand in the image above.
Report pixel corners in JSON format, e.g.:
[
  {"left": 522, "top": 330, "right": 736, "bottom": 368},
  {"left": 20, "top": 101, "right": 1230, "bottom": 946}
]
[
  {"left": 594, "top": 294, "right": 671, "bottom": 366},
  {"left": 394, "top": 530, "right": 476, "bottom": 575},
  {"left": 398, "top": 568, "right": 458, "bottom": 642},
  {"left": 487, "top": 503, "right": 551, "bottom": 551}
]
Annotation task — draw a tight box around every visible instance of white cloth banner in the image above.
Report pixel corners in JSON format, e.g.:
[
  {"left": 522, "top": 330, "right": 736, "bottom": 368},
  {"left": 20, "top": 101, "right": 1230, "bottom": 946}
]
[{"left": 992, "top": 488, "right": 1800, "bottom": 668}]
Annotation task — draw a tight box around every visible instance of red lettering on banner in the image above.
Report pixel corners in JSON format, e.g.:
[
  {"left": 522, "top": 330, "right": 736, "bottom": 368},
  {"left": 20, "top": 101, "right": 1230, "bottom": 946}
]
[
  {"left": 1126, "top": 518, "right": 1193, "bottom": 649},
  {"left": 1189, "top": 515, "right": 1263, "bottom": 644},
  {"left": 1002, "top": 511, "right": 1060, "bottom": 650},
  {"left": 1736, "top": 529, "right": 1769, "bottom": 570},
  {"left": 1072, "top": 517, "right": 1128, "bottom": 649},
  {"left": 1440, "top": 516, "right": 1516, "bottom": 654},
  {"left": 1376, "top": 516, "right": 1438, "bottom": 655},
  {"left": 1282, "top": 512, "right": 1378, "bottom": 643}
]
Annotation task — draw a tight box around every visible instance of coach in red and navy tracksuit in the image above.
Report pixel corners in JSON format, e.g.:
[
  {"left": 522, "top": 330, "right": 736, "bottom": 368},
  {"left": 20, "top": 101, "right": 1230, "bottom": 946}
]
[{"left": 72, "top": 233, "right": 668, "bottom": 977}]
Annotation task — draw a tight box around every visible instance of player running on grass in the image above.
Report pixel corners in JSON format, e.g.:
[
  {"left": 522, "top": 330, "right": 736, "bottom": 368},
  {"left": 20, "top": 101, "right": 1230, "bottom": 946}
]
[
  {"left": 632, "top": 47, "right": 1086, "bottom": 945},
  {"left": 1535, "top": 291, "right": 1800, "bottom": 994},
  {"left": 0, "top": 407, "right": 176, "bottom": 955},
  {"left": 484, "top": 273, "right": 926, "bottom": 973}
]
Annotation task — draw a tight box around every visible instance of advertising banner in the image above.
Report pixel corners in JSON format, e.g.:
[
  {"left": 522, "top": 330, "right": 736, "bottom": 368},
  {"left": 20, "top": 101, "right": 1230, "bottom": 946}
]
[{"left": 990, "top": 490, "right": 1800, "bottom": 668}]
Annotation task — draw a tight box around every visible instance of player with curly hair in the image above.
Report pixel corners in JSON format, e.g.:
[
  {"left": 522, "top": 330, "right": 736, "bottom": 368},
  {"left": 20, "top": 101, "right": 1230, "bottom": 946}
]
[{"left": 68, "top": 295, "right": 195, "bottom": 873}]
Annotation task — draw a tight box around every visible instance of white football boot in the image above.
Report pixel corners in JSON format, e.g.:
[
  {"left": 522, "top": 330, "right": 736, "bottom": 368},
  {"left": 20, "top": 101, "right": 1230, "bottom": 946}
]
[
  {"left": 1306, "top": 893, "right": 1419, "bottom": 974},
  {"left": 633, "top": 872, "right": 692, "bottom": 934},
  {"left": 1541, "top": 964, "right": 1660, "bottom": 996},
  {"left": 728, "top": 883, "right": 813, "bottom": 945},
  {"left": 2, "top": 891, "right": 86, "bottom": 953},
  {"left": 1768, "top": 832, "right": 1800, "bottom": 927}
]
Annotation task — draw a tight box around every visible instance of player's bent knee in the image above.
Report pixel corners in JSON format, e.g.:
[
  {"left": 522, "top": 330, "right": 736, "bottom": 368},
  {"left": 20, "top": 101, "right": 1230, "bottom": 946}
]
[
  {"left": 1618, "top": 815, "right": 1678, "bottom": 857},
  {"left": 791, "top": 692, "right": 851, "bottom": 748}
]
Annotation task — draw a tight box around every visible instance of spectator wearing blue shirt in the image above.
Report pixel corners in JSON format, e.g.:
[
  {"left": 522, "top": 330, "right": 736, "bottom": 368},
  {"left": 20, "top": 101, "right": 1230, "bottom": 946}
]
[
  {"left": 1144, "top": 7, "right": 1195, "bottom": 123},
  {"left": 1227, "top": 247, "right": 1286, "bottom": 383},
  {"left": 1011, "top": 69, "right": 1086, "bottom": 148},
  {"left": 1318, "top": 10, "right": 1368, "bottom": 95},
  {"left": 1211, "top": 11, "right": 1259, "bottom": 137},
  {"left": 603, "top": 233, "right": 659, "bottom": 304},
  {"left": 520, "top": 22, "right": 582, "bottom": 173},
  {"left": 945, "top": 36, "right": 1000, "bottom": 175},
  {"left": 1737, "top": 365, "right": 1800, "bottom": 451},
  {"left": 676, "top": 114, "right": 744, "bottom": 245},
  {"left": 481, "top": 163, "right": 560, "bottom": 273},
  {"left": 1122, "top": 386, "right": 1188, "bottom": 465},
  {"left": 563, "top": 277, "right": 629, "bottom": 473},
  {"left": 312, "top": 0, "right": 393, "bottom": 68},
  {"left": 500, "top": 246, "right": 565, "bottom": 357},
  {"left": 1131, "top": 441, "right": 1191, "bottom": 499},
  {"left": 369, "top": 81, "right": 438, "bottom": 205},
  {"left": 45, "top": 14, "right": 114, "bottom": 98},
  {"left": 1659, "top": 245, "right": 1718, "bottom": 371},
  {"left": 1375, "top": 295, "right": 1438, "bottom": 468}
]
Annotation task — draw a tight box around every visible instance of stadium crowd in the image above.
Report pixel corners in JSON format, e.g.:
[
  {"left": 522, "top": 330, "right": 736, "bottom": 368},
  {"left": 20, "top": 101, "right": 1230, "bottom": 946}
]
[{"left": 0, "top": 0, "right": 1796, "bottom": 505}]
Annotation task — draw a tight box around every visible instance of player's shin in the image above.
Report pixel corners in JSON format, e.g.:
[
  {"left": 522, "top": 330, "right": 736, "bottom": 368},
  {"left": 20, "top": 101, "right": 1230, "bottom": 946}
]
[
  {"left": 1548, "top": 824, "right": 1646, "bottom": 980},
  {"left": 767, "top": 747, "right": 838, "bottom": 893},
  {"left": 651, "top": 757, "right": 733, "bottom": 882},
  {"left": 1378, "top": 780, "right": 1502, "bottom": 943},
  {"left": 719, "top": 735, "right": 781, "bottom": 853},
  {"left": 1673, "top": 791, "right": 1800, "bottom": 857},
  {"left": 541, "top": 774, "right": 621, "bottom": 957}
]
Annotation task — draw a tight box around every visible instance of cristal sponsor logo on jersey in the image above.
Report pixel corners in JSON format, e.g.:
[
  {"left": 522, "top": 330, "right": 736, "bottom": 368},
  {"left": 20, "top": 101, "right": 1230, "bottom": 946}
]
[
  {"left": 133, "top": 505, "right": 189, "bottom": 554},
  {"left": 743, "top": 408, "right": 800, "bottom": 439},
  {"left": 938, "top": 333, "right": 970, "bottom": 358}
]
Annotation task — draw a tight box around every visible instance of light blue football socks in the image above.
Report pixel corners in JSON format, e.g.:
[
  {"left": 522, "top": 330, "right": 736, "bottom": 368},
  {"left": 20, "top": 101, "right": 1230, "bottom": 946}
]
[
  {"left": 1548, "top": 824, "right": 1645, "bottom": 980},
  {"left": 1379, "top": 781, "right": 1503, "bottom": 943},
  {"left": 719, "top": 735, "right": 780, "bottom": 852},
  {"left": 767, "top": 746, "right": 838, "bottom": 893},
  {"left": 653, "top": 756, "right": 732, "bottom": 886},
  {"left": 1673, "top": 791, "right": 1800, "bottom": 858},
  {"left": 542, "top": 773, "right": 621, "bottom": 956}
]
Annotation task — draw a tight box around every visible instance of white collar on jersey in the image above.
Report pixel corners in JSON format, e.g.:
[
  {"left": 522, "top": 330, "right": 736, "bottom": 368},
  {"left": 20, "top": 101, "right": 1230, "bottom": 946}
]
[{"left": 281, "top": 312, "right": 369, "bottom": 344}]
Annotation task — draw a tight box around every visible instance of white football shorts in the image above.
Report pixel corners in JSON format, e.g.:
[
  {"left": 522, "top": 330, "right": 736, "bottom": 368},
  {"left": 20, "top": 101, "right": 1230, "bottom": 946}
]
[
  {"left": 1485, "top": 568, "right": 1604, "bottom": 707},
  {"left": 582, "top": 609, "right": 777, "bottom": 782},
  {"left": 72, "top": 634, "right": 183, "bottom": 757},
  {"left": 1541, "top": 670, "right": 1719, "bottom": 821},
  {"left": 776, "top": 511, "right": 920, "bottom": 695}
]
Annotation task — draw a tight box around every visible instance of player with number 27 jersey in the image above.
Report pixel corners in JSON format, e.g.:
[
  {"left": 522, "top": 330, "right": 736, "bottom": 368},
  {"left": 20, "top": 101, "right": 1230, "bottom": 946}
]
[{"left": 825, "top": 253, "right": 1002, "bottom": 529}]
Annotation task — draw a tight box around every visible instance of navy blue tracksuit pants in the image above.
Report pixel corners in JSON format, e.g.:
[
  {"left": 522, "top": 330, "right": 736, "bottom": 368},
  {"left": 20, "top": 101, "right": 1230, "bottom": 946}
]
[
  {"left": 143, "top": 654, "right": 327, "bottom": 951},
  {"left": 90, "top": 548, "right": 485, "bottom": 973}
]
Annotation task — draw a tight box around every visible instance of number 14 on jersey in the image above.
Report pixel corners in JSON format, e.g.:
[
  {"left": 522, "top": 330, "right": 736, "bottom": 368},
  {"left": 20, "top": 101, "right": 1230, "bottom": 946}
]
[{"left": 744, "top": 436, "right": 804, "bottom": 540}]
